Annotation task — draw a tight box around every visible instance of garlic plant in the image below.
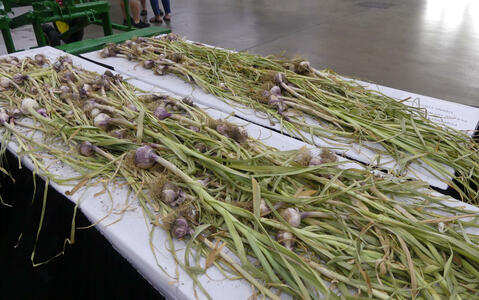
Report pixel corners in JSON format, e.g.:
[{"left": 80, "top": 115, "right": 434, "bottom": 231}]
[{"left": 103, "top": 34, "right": 479, "bottom": 205}]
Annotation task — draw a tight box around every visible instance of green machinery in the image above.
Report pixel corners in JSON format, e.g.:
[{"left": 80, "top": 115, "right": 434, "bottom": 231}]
[{"left": 0, "top": 0, "right": 170, "bottom": 54}]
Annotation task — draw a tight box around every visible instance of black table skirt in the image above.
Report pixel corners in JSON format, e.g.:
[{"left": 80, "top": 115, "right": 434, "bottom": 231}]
[{"left": 0, "top": 150, "right": 164, "bottom": 300}]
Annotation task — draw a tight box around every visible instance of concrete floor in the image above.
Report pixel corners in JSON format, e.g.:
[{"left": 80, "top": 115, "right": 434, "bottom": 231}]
[{"left": 2, "top": 0, "right": 478, "bottom": 106}]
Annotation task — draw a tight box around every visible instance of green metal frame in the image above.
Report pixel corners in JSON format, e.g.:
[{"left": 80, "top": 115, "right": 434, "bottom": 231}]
[
  {"left": 0, "top": 0, "right": 114, "bottom": 53},
  {"left": 1, "top": 0, "right": 171, "bottom": 55},
  {"left": 0, "top": 15, "right": 14, "bottom": 53},
  {"left": 57, "top": 26, "right": 171, "bottom": 55}
]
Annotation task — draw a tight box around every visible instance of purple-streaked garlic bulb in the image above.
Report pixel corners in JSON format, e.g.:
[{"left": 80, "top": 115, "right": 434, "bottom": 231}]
[
  {"left": 79, "top": 141, "right": 95, "bottom": 156},
  {"left": 21, "top": 98, "right": 39, "bottom": 115},
  {"left": 92, "top": 76, "right": 110, "bottom": 91},
  {"left": 268, "top": 94, "right": 281, "bottom": 105},
  {"left": 54, "top": 56, "right": 73, "bottom": 71},
  {"left": 172, "top": 217, "right": 191, "bottom": 239},
  {"left": 280, "top": 208, "right": 301, "bottom": 227},
  {"left": 154, "top": 64, "right": 168, "bottom": 75},
  {"left": 99, "top": 48, "right": 112, "bottom": 58},
  {"left": 37, "top": 108, "right": 48, "bottom": 118},
  {"left": 0, "top": 108, "right": 10, "bottom": 124},
  {"left": 53, "top": 60, "right": 62, "bottom": 71},
  {"left": 275, "top": 101, "right": 287, "bottom": 114},
  {"left": 10, "top": 108, "right": 22, "bottom": 119},
  {"left": 0, "top": 77, "right": 10, "bottom": 89},
  {"left": 133, "top": 36, "right": 146, "bottom": 43},
  {"left": 34, "top": 54, "right": 46, "bottom": 65},
  {"left": 154, "top": 106, "right": 171, "bottom": 120},
  {"left": 142, "top": 60, "right": 154, "bottom": 69},
  {"left": 161, "top": 182, "right": 179, "bottom": 204},
  {"left": 103, "top": 70, "right": 115, "bottom": 78},
  {"left": 93, "top": 113, "right": 111, "bottom": 130},
  {"left": 295, "top": 61, "right": 311, "bottom": 74},
  {"left": 308, "top": 157, "right": 322, "bottom": 166},
  {"left": 61, "top": 71, "right": 76, "bottom": 83},
  {"left": 90, "top": 108, "right": 101, "bottom": 118},
  {"left": 173, "top": 190, "right": 187, "bottom": 206},
  {"left": 13, "top": 74, "right": 28, "bottom": 84},
  {"left": 273, "top": 72, "right": 286, "bottom": 84},
  {"left": 59, "top": 85, "right": 70, "bottom": 93},
  {"left": 216, "top": 124, "right": 228, "bottom": 136},
  {"left": 79, "top": 84, "right": 92, "bottom": 98},
  {"left": 262, "top": 90, "right": 271, "bottom": 98},
  {"left": 59, "top": 85, "right": 71, "bottom": 99},
  {"left": 134, "top": 145, "right": 156, "bottom": 169},
  {"left": 270, "top": 86, "right": 282, "bottom": 96},
  {"left": 182, "top": 96, "right": 194, "bottom": 106},
  {"left": 110, "top": 129, "right": 128, "bottom": 139},
  {"left": 189, "top": 126, "right": 200, "bottom": 133},
  {"left": 276, "top": 231, "right": 294, "bottom": 250},
  {"left": 82, "top": 99, "right": 96, "bottom": 112},
  {"left": 61, "top": 56, "right": 73, "bottom": 65}
]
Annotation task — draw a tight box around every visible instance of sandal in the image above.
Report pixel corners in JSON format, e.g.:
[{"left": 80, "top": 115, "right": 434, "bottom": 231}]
[
  {"left": 163, "top": 14, "right": 171, "bottom": 21},
  {"left": 149, "top": 16, "right": 163, "bottom": 23},
  {"left": 133, "top": 20, "right": 150, "bottom": 28}
]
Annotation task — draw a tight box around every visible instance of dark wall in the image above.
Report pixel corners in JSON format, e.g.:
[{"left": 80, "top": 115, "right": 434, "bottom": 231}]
[{"left": 0, "top": 151, "right": 164, "bottom": 300}]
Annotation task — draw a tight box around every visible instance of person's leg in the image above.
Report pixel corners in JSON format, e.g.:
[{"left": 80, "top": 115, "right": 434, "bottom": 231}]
[
  {"left": 149, "top": 0, "right": 163, "bottom": 22},
  {"left": 130, "top": 0, "right": 141, "bottom": 23},
  {"left": 149, "top": 0, "right": 161, "bottom": 16},
  {"left": 161, "top": 0, "right": 171, "bottom": 20},
  {"left": 140, "top": 0, "right": 147, "bottom": 16},
  {"left": 119, "top": 0, "right": 127, "bottom": 20}
]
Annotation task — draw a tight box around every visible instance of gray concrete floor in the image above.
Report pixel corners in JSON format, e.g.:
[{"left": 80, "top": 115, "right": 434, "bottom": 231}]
[{"left": 2, "top": 0, "right": 478, "bottom": 106}]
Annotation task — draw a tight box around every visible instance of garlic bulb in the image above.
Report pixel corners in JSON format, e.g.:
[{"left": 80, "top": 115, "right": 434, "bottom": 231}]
[
  {"left": 0, "top": 108, "right": 9, "bottom": 124},
  {"left": 280, "top": 208, "right": 301, "bottom": 227},
  {"left": 93, "top": 113, "right": 111, "bottom": 130},
  {"left": 79, "top": 141, "right": 95, "bottom": 156},
  {"left": 90, "top": 108, "right": 101, "bottom": 118},
  {"left": 161, "top": 182, "right": 179, "bottom": 204},
  {"left": 308, "top": 157, "right": 322, "bottom": 166},
  {"left": 154, "top": 106, "right": 171, "bottom": 120},
  {"left": 134, "top": 145, "right": 156, "bottom": 169},
  {"left": 0, "top": 77, "right": 10, "bottom": 89},
  {"left": 270, "top": 86, "right": 282, "bottom": 96},
  {"left": 276, "top": 231, "right": 294, "bottom": 250},
  {"left": 273, "top": 72, "right": 286, "bottom": 84},
  {"left": 21, "top": 98, "right": 39, "bottom": 115},
  {"left": 172, "top": 217, "right": 191, "bottom": 239}
]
